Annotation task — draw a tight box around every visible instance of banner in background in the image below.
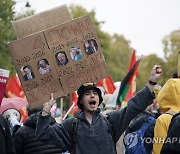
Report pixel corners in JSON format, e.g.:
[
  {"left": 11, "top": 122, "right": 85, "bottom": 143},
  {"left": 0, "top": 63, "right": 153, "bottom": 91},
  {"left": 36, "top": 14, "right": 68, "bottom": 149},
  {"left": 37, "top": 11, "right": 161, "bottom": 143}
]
[
  {"left": 0, "top": 68, "right": 10, "bottom": 105},
  {"left": 5, "top": 75, "right": 25, "bottom": 98}
]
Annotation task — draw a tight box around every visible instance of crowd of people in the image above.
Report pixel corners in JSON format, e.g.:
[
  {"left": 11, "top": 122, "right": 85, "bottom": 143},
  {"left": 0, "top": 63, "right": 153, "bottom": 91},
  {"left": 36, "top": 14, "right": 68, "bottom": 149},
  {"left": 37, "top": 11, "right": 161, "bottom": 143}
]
[{"left": 2, "top": 64, "right": 180, "bottom": 154}]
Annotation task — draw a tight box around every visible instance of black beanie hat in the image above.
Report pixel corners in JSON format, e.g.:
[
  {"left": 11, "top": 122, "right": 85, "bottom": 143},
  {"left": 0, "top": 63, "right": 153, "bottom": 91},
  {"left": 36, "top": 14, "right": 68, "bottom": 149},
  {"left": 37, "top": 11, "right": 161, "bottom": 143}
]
[{"left": 77, "top": 83, "right": 103, "bottom": 110}]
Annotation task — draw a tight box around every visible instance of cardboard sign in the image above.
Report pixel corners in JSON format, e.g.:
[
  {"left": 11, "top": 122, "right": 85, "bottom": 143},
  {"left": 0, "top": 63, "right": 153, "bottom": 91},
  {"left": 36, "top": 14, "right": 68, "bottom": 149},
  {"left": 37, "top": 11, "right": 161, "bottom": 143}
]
[
  {"left": 12, "top": 5, "right": 72, "bottom": 39},
  {"left": 0, "top": 68, "right": 10, "bottom": 105},
  {"left": 8, "top": 15, "right": 109, "bottom": 108}
]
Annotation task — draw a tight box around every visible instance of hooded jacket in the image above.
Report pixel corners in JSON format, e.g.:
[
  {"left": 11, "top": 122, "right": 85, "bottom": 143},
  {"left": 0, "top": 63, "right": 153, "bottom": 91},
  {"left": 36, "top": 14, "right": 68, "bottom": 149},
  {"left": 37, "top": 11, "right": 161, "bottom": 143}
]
[
  {"left": 14, "top": 112, "right": 63, "bottom": 154},
  {"left": 153, "top": 79, "right": 180, "bottom": 154},
  {"left": 36, "top": 86, "right": 155, "bottom": 154}
]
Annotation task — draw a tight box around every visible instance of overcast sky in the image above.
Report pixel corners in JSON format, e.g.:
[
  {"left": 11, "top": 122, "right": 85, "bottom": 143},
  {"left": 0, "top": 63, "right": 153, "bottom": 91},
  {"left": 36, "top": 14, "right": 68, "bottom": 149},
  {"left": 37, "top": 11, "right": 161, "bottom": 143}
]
[{"left": 14, "top": 0, "right": 180, "bottom": 58}]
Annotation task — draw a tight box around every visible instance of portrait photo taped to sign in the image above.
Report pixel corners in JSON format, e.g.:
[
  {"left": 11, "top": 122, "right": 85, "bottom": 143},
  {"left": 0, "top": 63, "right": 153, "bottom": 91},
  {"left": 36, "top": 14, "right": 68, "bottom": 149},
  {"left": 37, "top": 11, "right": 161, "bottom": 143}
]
[{"left": 8, "top": 14, "right": 109, "bottom": 108}]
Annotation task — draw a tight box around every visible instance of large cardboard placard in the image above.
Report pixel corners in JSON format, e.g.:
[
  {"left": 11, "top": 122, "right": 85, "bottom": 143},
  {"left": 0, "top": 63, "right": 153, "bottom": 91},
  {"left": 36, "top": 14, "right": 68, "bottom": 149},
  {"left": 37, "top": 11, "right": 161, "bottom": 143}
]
[
  {"left": 8, "top": 15, "right": 109, "bottom": 108},
  {"left": 12, "top": 5, "right": 72, "bottom": 39}
]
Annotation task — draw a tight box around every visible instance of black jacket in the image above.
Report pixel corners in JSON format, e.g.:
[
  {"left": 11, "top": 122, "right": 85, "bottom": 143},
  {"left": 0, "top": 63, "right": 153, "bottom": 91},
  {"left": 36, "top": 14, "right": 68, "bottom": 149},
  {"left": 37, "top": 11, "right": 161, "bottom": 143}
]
[
  {"left": 0, "top": 115, "right": 16, "bottom": 154},
  {"left": 14, "top": 113, "right": 63, "bottom": 154}
]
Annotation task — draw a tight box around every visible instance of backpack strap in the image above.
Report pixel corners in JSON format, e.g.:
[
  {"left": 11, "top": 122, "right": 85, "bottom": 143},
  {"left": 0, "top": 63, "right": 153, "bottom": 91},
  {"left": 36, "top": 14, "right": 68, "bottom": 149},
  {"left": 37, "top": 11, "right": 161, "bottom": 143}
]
[
  {"left": 71, "top": 117, "right": 79, "bottom": 154},
  {"left": 127, "top": 113, "right": 150, "bottom": 133}
]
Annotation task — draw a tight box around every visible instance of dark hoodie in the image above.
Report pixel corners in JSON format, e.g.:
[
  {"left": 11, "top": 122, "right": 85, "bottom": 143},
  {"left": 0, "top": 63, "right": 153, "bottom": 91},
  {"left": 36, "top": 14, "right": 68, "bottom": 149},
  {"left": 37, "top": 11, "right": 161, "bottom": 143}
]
[{"left": 14, "top": 112, "right": 63, "bottom": 154}]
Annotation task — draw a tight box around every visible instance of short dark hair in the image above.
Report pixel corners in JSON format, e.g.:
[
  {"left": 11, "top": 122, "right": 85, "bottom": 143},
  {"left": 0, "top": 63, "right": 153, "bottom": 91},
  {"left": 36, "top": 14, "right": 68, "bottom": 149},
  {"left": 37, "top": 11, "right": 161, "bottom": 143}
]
[
  {"left": 26, "top": 105, "right": 43, "bottom": 116},
  {"left": 23, "top": 65, "right": 30, "bottom": 70}
]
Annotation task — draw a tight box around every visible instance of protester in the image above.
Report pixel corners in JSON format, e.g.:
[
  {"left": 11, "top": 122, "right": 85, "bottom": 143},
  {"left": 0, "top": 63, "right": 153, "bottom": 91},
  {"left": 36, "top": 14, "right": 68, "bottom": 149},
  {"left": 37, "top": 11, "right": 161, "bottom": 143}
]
[
  {"left": 22, "top": 65, "right": 35, "bottom": 81},
  {"left": 153, "top": 78, "right": 180, "bottom": 154},
  {"left": 36, "top": 64, "right": 162, "bottom": 154},
  {"left": 38, "top": 59, "right": 51, "bottom": 75},
  {"left": 14, "top": 105, "right": 63, "bottom": 154},
  {"left": 0, "top": 114, "right": 16, "bottom": 154}
]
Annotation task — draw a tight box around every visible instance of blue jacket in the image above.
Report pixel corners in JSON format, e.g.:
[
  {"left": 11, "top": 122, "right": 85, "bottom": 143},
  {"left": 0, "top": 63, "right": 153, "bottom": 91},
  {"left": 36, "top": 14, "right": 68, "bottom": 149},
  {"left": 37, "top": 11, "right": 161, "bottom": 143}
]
[{"left": 36, "top": 86, "right": 154, "bottom": 154}]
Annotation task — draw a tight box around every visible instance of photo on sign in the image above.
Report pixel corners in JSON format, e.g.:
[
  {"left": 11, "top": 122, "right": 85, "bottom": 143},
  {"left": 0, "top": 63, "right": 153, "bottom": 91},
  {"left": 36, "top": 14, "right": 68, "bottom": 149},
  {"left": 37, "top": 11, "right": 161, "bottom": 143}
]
[
  {"left": 69, "top": 45, "right": 82, "bottom": 62},
  {"left": 84, "top": 39, "right": 98, "bottom": 55},
  {"left": 21, "top": 65, "right": 35, "bottom": 81},
  {"left": 55, "top": 51, "right": 69, "bottom": 67},
  {"left": 37, "top": 59, "right": 51, "bottom": 75}
]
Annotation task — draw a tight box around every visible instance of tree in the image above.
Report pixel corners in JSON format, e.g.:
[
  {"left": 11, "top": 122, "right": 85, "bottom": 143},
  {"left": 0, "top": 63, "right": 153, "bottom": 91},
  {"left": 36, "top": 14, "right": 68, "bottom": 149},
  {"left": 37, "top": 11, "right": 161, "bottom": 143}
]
[
  {"left": 107, "top": 34, "right": 132, "bottom": 81},
  {"left": 162, "top": 29, "right": 180, "bottom": 80},
  {"left": 0, "top": 0, "right": 16, "bottom": 73},
  {"left": 137, "top": 54, "right": 165, "bottom": 89},
  {"left": 0, "top": 0, "right": 34, "bottom": 73}
]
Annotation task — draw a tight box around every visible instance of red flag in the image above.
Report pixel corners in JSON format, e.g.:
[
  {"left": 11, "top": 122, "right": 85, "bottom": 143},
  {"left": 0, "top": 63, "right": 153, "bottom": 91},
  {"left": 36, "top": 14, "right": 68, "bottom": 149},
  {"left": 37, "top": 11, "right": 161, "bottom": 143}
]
[
  {"left": 124, "top": 50, "right": 138, "bottom": 102},
  {"left": 96, "top": 76, "right": 116, "bottom": 94},
  {"left": 128, "top": 50, "right": 137, "bottom": 70},
  {"left": 5, "top": 75, "right": 25, "bottom": 98}
]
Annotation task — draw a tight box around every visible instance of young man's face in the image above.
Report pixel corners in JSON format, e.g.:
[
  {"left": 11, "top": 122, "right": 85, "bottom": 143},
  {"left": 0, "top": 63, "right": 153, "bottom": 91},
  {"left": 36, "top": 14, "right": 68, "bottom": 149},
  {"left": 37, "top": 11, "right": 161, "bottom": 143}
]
[{"left": 81, "top": 89, "right": 99, "bottom": 112}]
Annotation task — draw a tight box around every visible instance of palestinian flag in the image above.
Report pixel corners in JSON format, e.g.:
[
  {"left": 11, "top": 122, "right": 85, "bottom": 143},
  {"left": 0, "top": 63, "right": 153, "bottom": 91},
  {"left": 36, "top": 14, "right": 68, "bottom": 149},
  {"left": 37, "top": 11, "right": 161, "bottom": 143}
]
[
  {"left": 124, "top": 50, "right": 137, "bottom": 102},
  {"left": 117, "top": 57, "right": 141, "bottom": 104}
]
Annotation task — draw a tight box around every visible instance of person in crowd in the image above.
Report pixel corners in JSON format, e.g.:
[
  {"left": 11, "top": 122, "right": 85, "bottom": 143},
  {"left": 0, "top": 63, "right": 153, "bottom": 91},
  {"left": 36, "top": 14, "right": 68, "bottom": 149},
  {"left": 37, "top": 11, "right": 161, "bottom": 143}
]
[
  {"left": 14, "top": 105, "right": 63, "bottom": 154},
  {"left": 70, "top": 46, "right": 82, "bottom": 61},
  {"left": 38, "top": 59, "right": 51, "bottom": 75},
  {"left": 56, "top": 52, "right": 68, "bottom": 66},
  {"left": 22, "top": 65, "right": 35, "bottom": 81},
  {"left": 0, "top": 114, "right": 16, "bottom": 154},
  {"left": 153, "top": 78, "right": 180, "bottom": 154},
  {"left": 36, "top": 64, "right": 162, "bottom": 154},
  {"left": 2, "top": 108, "right": 23, "bottom": 137}
]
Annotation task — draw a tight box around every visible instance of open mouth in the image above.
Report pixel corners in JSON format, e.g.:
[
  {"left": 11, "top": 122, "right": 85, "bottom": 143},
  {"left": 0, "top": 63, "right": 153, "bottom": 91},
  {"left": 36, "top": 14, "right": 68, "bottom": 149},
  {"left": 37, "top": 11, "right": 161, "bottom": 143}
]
[{"left": 89, "top": 100, "right": 96, "bottom": 105}]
